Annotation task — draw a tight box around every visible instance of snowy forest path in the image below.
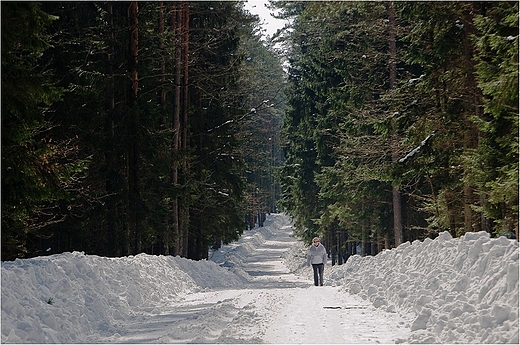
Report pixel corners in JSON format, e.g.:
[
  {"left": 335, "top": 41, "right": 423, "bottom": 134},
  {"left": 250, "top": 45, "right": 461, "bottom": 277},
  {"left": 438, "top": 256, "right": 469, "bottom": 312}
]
[
  {"left": 244, "top": 220, "right": 410, "bottom": 344},
  {"left": 94, "top": 215, "right": 409, "bottom": 343}
]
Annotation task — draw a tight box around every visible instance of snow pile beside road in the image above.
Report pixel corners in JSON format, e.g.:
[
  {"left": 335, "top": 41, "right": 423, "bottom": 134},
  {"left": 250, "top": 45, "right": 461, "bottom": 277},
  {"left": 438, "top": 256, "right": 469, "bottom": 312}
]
[
  {"left": 1, "top": 215, "right": 288, "bottom": 344},
  {"left": 329, "top": 231, "right": 519, "bottom": 344},
  {"left": 1, "top": 252, "right": 246, "bottom": 343}
]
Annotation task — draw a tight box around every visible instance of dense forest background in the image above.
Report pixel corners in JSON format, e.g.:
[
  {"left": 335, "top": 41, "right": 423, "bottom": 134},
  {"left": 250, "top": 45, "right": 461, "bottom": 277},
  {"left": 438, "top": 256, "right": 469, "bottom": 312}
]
[
  {"left": 273, "top": 1, "right": 518, "bottom": 263},
  {"left": 2, "top": 1, "right": 285, "bottom": 260},
  {"left": 2, "top": 1, "right": 518, "bottom": 262}
]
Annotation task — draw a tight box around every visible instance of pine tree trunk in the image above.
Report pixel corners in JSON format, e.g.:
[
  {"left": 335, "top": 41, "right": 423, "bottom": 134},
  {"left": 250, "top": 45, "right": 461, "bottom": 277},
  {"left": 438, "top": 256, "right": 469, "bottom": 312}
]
[
  {"left": 158, "top": 1, "right": 169, "bottom": 255},
  {"left": 387, "top": 1, "right": 403, "bottom": 247},
  {"left": 461, "top": 5, "right": 483, "bottom": 233},
  {"left": 171, "top": 3, "right": 182, "bottom": 256},
  {"left": 392, "top": 186, "right": 403, "bottom": 246},
  {"left": 180, "top": 2, "right": 190, "bottom": 257},
  {"left": 104, "top": 3, "right": 119, "bottom": 256},
  {"left": 337, "top": 225, "right": 342, "bottom": 264},
  {"left": 158, "top": 1, "right": 167, "bottom": 122},
  {"left": 127, "top": 1, "right": 140, "bottom": 255},
  {"left": 361, "top": 196, "right": 366, "bottom": 256}
]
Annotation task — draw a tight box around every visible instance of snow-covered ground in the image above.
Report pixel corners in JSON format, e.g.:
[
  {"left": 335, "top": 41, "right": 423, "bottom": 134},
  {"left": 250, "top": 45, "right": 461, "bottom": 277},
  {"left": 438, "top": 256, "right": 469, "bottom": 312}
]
[{"left": 1, "top": 213, "right": 518, "bottom": 343}]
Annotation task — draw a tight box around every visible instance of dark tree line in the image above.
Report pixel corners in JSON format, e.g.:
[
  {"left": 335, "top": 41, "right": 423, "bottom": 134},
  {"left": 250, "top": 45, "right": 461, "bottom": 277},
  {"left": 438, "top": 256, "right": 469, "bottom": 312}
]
[
  {"left": 274, "top": 1, "right": 518, "bottom": 262},
  {"left": 1, "top": 1, "right": 286, "bottom": 261}
]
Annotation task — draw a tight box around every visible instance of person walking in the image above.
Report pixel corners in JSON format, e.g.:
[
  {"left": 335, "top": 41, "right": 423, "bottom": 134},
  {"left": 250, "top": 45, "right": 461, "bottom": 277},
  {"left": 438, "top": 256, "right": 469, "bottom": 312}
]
[{"left": 306, "top": 237, "right": 327, "bottom": 286}]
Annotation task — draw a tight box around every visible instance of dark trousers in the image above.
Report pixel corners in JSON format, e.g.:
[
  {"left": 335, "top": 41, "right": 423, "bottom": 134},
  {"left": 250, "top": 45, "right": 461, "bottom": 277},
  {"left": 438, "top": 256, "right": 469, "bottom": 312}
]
[{"left": 312, "top": 263, "right": 324, "bottom": 286}]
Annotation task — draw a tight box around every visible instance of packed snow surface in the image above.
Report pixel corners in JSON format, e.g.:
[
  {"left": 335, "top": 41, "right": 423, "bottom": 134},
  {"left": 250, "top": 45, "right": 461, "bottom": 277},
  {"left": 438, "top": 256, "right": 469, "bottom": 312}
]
[{"left": 1, "top": 214, "right": 518, "bottom": 343}]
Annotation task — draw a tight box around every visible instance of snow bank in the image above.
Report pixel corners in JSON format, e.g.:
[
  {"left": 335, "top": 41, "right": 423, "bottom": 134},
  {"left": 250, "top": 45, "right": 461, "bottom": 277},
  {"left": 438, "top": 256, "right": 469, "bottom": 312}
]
[
  {"left": 1, "top": 251, "right": 246, "bottom": 343},
  {"left": 1, "top": 216, "right": 287, "bottom": 344},
  {"left": 2, "top": 214, "right": 518, "bottom": 344},
  {"left": 329, "top": 231, "right": 519, "bottom": 343}
]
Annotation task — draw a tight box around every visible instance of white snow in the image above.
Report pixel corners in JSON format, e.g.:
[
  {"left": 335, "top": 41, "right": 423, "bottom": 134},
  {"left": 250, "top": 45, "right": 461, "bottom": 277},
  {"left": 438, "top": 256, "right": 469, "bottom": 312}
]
[
  {"left": 1, "top": 214, "right": 518, "bottom": 344},
  {"left": 330, "top": 231, "right": 519, "bottom": 343}
]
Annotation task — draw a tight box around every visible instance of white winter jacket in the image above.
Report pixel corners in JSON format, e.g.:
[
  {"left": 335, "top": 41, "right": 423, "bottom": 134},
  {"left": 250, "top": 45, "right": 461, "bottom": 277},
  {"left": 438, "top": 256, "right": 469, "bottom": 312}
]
[{"left": 307, "top": 243, "right": 327, "bottom": 265}]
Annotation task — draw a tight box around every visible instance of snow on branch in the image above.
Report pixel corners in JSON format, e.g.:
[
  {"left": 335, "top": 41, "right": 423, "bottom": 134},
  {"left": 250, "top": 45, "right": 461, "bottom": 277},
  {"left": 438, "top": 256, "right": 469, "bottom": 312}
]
[
  {"left": 398, "top": 131, "right": 436, "bottom": 163},
  {"left": 207, "top": 120, "right": 234, "bottom": 133}
]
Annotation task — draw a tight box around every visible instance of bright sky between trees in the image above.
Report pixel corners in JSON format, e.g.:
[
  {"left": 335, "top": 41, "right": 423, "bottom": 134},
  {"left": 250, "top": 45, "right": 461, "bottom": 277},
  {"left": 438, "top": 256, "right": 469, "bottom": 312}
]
[{"left": 243, "top": 0, "right": 287, "bottom": 38}]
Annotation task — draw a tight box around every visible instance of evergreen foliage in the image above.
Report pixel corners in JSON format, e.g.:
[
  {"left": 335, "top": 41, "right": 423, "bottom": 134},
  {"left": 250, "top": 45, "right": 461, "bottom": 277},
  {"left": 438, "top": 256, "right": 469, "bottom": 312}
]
[
  {"left": 277, "top": 0, "right": 518, "bottom": 257},
  {"left": 471, "top": 2, "right": 519, "bottom": 238},
  {"left": 1, "top": 2, "right": 76, "bottom": 259},
  {"left": 1, "top": 1, "right": 285, "bottom": 260},
  {"left": 2, "top": 1, "right": 517, "bottom": 261}
]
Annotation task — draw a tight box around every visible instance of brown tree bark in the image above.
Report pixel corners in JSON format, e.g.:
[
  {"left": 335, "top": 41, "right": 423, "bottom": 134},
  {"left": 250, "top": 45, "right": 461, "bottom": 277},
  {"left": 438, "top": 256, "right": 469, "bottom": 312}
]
[
  {"left": 158, "top": 1, "right": 167, "bottom": 114},
  {"left": 387, "top": 1, "right": 403, "bottom": 247},
  {"left": 157, "top": 1, "right": 170, "bottom": 254},
  {"left": 126, "top": 1, "right": 140, "bottom": 255},
  {"left": 171, "top": 2, "right": 182, "bottom": 256},
  {"left": 461, "top": 4, "right": 483, "bottom": 233},
  {"left": 180, "top": 2, "right": 190, "bottom": 257},
  {"left": 103, "top": 2, "right": 120, "bottom": 256}
]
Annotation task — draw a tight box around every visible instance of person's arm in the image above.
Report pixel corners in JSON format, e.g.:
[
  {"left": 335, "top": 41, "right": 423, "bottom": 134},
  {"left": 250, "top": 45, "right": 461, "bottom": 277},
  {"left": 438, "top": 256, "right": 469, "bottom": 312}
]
[{"left": 322, "top": 248, "right": 327, "bottom": 264}]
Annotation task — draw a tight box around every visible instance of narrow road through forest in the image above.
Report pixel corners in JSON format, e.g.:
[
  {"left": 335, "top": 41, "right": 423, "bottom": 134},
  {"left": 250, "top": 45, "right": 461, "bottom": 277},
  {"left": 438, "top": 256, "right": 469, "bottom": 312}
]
[{"left": 94, "top": 216, "right": 410, "bottom": 344}]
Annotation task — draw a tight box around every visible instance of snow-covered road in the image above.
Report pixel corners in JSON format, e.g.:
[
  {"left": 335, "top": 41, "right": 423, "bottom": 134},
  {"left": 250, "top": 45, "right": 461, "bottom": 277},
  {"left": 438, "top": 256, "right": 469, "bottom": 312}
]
[
  {"left": 264, "top": 286, "right": 409, "bottom": 344},
  {"left": 92, "top": 219, "right": 410, "bottom": 344}
]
